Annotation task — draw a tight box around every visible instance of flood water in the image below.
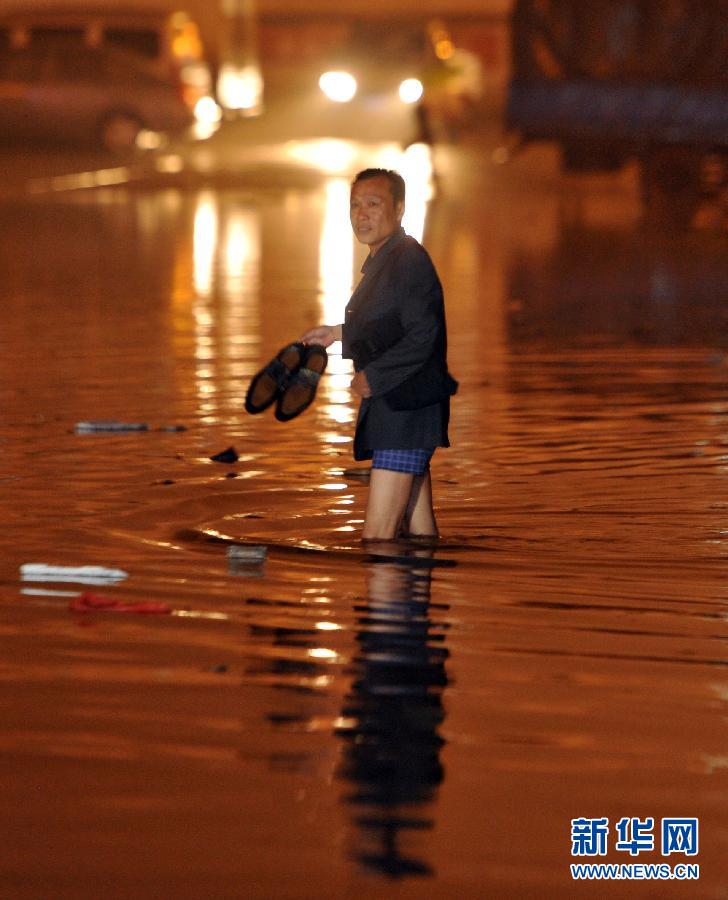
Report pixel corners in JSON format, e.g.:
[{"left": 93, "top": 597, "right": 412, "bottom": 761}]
[{"left": 0, "top": 138, "right": 726, "bottom": 899}]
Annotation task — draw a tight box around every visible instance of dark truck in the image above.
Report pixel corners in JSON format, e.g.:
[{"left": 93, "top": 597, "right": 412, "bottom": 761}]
[{"left": 506, "top": 0, "right": 728, "bottom": 219}]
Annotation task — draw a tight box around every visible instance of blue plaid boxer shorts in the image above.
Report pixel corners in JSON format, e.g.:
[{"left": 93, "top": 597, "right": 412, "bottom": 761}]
[{"left": 371, "top": 448, "right": 434, "bottom": 475}]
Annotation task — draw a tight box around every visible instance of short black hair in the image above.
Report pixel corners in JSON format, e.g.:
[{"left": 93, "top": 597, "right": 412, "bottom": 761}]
[{"left": 352, "top": 168, "right": 406, "bottom": 207}]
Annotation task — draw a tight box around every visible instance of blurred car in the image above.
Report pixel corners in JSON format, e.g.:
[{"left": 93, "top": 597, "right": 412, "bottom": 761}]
[
  {"left": 0, "top": 34, "right": 213, "bottom": 152},
  {"left": 258, "top": 20, "right": 481, "bottom": 145},
  {"left": 316, "top": 24, "right": 426, "bottom": 104},
  {"left": 0, "top": 7, "right": 214, "bottom": 112},
  {"left": 255, "top": 23, "right": 423, "bottom": 144}
]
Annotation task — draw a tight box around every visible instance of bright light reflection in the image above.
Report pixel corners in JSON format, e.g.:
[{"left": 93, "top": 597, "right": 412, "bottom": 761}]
[
  {"left": 95, "top": 167, "right": 132, "bottom": 185},
  {"left": 318, "top": 176, "right": 355, "bottom": 435},
  {"left": 323, "top": 403, "right": 353, "bottom": 424},
  {"left": 286, "top": 139, "right": 358, "bottom": 174},
  {"left": 315, "top": 621, "right": 342, "bottom": 631},
  {"left": 34, "top": 167, "right": 131, "bottom": 193},
  {"left": 319, "top": 177, "right": 353, "bottom": 325},
  {"left": 318, "top": 177, "right": 353, "bottom": 451},
  {"left": 193, "top": 194, "right": 219, "bottom": 416},
  {"left": 400, "top": 143, "right": 434, "bottom": 242},
  {"left": 319, "top": 483, "right": 348, "bottom": 490},
  {"left": 323, "top": 434, "right": 351, "bottom": 444},
  {"left": 193, "top": 194, "right": 218, "bottom": 298},
  {"left": 361, "top": 143, "right": 434, "bottom": 242},
  {"left": 334, "top": 716, "right": 357, "bottom": 729},
  {"left": 222, "top": 206, "right": 261, "bottom": 399},
  {"left": 174, "top": 610, "right": 230, "bottom": 620},
  {"left": 308, "top": 648, "right": 338, "bottom": 660},
  {"left": 225, "top": 207, "right": 260, "bottom": 290},
  {"left": 328, "top": 373, "right": 353, "bottom": 388}
]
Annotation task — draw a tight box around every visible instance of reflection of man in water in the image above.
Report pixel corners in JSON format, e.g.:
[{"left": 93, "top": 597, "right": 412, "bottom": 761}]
[
  {"left": 302, "top": 168, "right": 455, "bottom": 542},
  {"left": 336, "top": 556, "right": 448, "bottom": 877}
]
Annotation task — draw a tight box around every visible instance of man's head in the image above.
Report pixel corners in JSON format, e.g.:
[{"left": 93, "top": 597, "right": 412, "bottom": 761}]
[{"left": 350, "top": 168, "right": 405, "bottom": 256}]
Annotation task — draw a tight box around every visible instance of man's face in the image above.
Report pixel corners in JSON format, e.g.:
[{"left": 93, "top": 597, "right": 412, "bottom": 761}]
[{"left": 350, "top": 175, "right": 404, "bottom": 256}]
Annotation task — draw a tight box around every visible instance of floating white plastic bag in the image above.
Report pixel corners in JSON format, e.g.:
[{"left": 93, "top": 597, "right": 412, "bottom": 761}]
[{"left": 20, "top": 563, "right": 129, "bottom": 585}]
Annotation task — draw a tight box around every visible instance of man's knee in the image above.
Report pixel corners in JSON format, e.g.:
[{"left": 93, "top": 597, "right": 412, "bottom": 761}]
[
  {"left": 362, "top": 502, "right": 405, "bottom": 541},
  {"left": 363, "top": 469, "right": 414, "bottom": 540}
]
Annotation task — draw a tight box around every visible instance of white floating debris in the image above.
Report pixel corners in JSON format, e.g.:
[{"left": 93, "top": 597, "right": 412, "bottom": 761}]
[
  {"left": 20, "top": 563, "right": 129, "bottom": 585},
  {"left": 21, "top": 587, "right": 81, "bottom": 597},
  {"left": 75, "top": 421, "right": 148, "bottom": 433}
]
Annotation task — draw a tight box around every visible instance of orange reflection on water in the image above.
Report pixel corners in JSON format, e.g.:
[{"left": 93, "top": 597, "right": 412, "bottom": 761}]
[
  {"left": 193, "top": 192, "right": 218, "bottom": 299},
  {"left": 190, "top": 193, "right": 263, "bottom": 417}
]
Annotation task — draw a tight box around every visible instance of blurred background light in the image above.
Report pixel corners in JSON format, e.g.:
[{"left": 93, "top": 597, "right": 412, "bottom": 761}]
[
  {"left": 399, "top": 78, "right": 424, "bottom": 104},
  {"left": 217, "top": 64, "right": 263, "bottom": 114},
  {"left": 319, "top": 71, "right": 358, "bottom": 103},
  {"left": 136, "top": 130, "right": 164, "bottom": 151},
  {"left": 435, "top": 38, "right": 455, "bottom": 60},
  {"left": 285, "top": 138, "right": 358, "bottom": 174},
  {"left": 195, "top": 96, "right": 222, "bottom": 123}
]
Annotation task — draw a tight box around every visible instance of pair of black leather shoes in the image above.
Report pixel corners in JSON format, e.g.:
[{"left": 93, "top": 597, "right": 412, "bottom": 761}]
[{"left": 244, "top": 342, "right": 328, "bottom": 422}]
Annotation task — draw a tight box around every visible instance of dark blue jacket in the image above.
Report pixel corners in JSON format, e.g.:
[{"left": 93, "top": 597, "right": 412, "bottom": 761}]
[{"left": 342, "top": 227, "right": 455, "bottom": 460}]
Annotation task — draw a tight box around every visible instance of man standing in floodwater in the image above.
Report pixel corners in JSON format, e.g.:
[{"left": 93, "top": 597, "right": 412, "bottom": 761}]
[{"left": 301, "top": 168, "right": 457, "bottom": 542}]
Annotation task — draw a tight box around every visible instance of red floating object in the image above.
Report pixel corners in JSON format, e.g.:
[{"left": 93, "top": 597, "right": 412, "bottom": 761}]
[{"left": 70, "top": 591, "right": 173, "bottom": 615}]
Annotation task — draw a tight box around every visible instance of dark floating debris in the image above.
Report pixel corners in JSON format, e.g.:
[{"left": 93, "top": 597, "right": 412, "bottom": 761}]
[
  {"left": 210, "top": 446, "right": 239, "bottom": 463},
  {"left": 75, "top": 421, "right": 148, "bottom": 433},
  {"left": 75, "top": 422, "right": 186, "bottom": 434}
]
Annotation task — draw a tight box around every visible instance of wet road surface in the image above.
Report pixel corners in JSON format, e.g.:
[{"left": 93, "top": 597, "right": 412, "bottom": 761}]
[{"left": 0, "top": 129, "right": 727, "bottom": 898}]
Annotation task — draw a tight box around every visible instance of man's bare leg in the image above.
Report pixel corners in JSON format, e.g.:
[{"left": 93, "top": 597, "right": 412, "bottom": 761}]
[
  {"left": 402, "top": 470, "right": 438, "bottom": 538},
  {"left": 362, "top": 468, "right": 415, "bottom": 541}
]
